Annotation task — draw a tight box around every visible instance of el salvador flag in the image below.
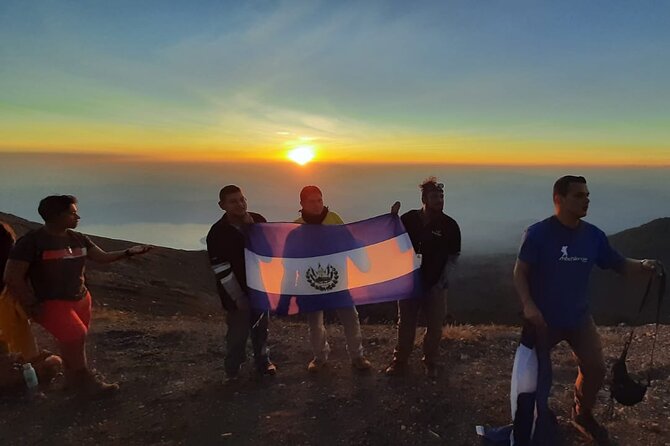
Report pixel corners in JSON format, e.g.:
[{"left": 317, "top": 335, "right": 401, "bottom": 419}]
[{"left": 245, "top": 213, "right": 423, "bottom": 315}]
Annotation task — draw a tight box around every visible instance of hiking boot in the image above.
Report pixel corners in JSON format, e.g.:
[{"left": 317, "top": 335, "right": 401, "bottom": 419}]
[
  {"left": 307, "top": 358, "right": 326, "bottom": 373},
  {"left": 384, "top": 359, "right": 407, "bottom": 376},
  {"left": 571, "top": 406, "right": 612, "bottom": 445},
  {"left": 67, "top": 369, "right": 119, "bottom": 399},
  {"left": 224, "top": 376, "right": 239, "bottom": 384},
  {"left": 259, "top": 362, "right": 277, "bottom": 376},
  {"left": 351, "top": 356, "right": 372, "bottom": 371},
  {"left": 224, "top": 373, "right": 240, "bottom": 384},
  {"left": 423, "top": 362, "right": 440, "bottom": 379},
  {"left": 35, "top": 355, "right": 64, "bottom": 386}
]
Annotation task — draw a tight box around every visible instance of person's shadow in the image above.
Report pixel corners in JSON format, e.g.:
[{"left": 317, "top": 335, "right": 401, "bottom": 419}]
[{"left": 276, "top": 223, "right": 370, "bottom": 315}]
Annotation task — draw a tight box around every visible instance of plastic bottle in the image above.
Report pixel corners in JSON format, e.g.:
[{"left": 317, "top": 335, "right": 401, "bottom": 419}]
[{"left": 22, "top": 363, "right": 39, "bottom": 398}]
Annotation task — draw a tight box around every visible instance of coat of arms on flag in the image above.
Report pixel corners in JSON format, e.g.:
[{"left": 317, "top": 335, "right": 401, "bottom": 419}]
[
  {"left": 305, "top": 263, "right": 339, "bottom": 291},
  {"left": 244, "top": 213, "right": 422, "bottom": 315}
]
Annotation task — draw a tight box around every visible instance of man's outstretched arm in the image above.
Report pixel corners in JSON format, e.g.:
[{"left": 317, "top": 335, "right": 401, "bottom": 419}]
[
  {"left": 87, "top": 244, "right": 152, "bottom": 263},
  {"left": 618, "top": 258, "right": 663, "bottom": 277}
]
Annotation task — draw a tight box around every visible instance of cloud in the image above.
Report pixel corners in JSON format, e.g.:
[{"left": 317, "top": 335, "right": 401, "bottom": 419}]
[{"left": 2, "top": 1, "right": 670, "bottom": 159}]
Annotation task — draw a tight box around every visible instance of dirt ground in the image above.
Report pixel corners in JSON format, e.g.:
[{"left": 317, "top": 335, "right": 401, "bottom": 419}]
[{"left": 1, "top": 307, "right": 668, "bottom": 446}]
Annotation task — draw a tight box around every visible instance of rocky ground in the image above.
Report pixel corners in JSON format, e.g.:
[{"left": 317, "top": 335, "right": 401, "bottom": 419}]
[
  {"left": 1, "top": 307, "right": 668, "bottom": 446},
  {"left": 1, "top": 211, "right": 668, "bottom": 445}
]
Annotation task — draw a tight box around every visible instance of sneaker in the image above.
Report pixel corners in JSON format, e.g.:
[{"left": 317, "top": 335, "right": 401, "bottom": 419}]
[
  {"left": 571, "top": 406, "right": 612, "bottom": 445},
  {"left": 384, "top": 360, "right": 407, "bottom": 376},
  {"left": 307, "top": 358, "right": 326, "bottom": 373},
  {"left": 351, "top": 356, "right": 372, "bottom": 371}
]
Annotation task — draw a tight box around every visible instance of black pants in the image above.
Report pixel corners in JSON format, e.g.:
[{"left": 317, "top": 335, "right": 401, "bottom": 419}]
[{"left": 224, "top": 308, "right": 270, "bottom": 376}]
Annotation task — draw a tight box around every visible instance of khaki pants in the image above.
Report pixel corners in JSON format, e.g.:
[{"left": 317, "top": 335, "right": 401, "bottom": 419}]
[
  {"left": 307, "top": 306, "right": 364, "bottom": 361},
  {"left": 522, "top": 316, "right": 606, "bottom": 414},
  {"left": 393, "top": 285, "right": 447, "bottom": 364}
]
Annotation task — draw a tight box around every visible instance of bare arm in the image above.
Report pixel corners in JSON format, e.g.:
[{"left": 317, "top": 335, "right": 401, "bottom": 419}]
[
  {"left": 3, "top": 259, "right": 38, "bottom": 310},
  {"left": 513, "top": 258, "right": 547, "bottom": 329},
  {"left": 86, "top": 244, "right": 152, "bottom": 264}
]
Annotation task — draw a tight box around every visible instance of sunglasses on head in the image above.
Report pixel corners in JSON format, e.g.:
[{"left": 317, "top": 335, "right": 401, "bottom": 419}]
[{"left": 424, "top": 182, "right": 444, "bottom": 192}]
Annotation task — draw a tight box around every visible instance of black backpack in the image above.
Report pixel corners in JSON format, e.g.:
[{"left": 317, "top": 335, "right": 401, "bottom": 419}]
[{"left": 610, "top": 263, "right": 665, "bottom": 406}]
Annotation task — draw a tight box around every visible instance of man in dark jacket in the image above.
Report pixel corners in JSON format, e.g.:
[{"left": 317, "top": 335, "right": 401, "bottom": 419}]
[
  {"left": 206, "top": 185, "right": 276, "bottom": 381},
  {"left": 385, "top": 177, "right": 461, "bottom": 378}
]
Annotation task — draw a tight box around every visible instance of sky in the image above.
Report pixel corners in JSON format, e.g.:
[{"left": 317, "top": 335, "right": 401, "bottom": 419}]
[{"left": 1, "top": 0, "right": 669, "bottom": 165}]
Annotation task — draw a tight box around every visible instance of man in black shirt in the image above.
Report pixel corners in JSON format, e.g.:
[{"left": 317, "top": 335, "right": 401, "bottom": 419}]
[
  {"left": 206, "top": 185, "right": 276, "bottom": 381},
  {"left": 385, "top": 177, "right": 461, "bottom": 378}
]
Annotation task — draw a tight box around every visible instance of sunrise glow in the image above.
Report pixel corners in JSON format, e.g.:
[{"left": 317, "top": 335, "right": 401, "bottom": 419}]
[{"left": 287, "top": 146, "right": 316, "bottom": 166}]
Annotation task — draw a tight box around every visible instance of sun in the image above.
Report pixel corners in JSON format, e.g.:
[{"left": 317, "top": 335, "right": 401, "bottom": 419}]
[{"left": 287, "top": 146, "right": 315, "bottom": 165}]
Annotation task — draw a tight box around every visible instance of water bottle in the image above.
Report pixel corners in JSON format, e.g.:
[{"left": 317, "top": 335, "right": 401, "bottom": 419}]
[{"left": 22, "top": 363, "right": 39, "bottom": 398}]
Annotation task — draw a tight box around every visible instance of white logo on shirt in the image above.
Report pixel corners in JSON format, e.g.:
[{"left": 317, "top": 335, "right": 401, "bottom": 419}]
[{"left": 558, "top": 245, "right": 588, "bottom": 263}]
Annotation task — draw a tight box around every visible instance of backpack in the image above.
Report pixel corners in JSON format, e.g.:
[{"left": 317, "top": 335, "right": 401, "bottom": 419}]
[{"left": 610, "top": 264, "right": 665, "bottom": 406}]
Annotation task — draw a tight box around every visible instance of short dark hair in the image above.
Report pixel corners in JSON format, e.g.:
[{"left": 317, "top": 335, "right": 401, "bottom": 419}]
[
  {"left": 219, "top": 185, "right": 242, "bottom": 202},
  {"left": 420, "top": 176, "right": 443, "bottom": 198},
  {"left": 300, "top": 185, "right": 322, "bottom": 202},
  {"left": 553, "top": 175, "right": 586, "bottom": 197},
  {"left": 38, "top": 195, "right": 77, "bottom": 222}
]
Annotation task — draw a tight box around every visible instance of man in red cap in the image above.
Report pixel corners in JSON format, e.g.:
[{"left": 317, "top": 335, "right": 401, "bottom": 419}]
[{"left": 295, "top": 185, "right": 372, "bottom": 373}]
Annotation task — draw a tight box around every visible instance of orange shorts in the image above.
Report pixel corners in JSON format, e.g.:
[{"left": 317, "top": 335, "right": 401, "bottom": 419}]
[{"left": 35, "top": 292, "right": 92, "bottom": 343}]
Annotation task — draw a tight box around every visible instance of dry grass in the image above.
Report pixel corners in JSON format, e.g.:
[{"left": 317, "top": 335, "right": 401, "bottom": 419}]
[{"left": 442, "top": 323, "right": 484, "bottom": 342}]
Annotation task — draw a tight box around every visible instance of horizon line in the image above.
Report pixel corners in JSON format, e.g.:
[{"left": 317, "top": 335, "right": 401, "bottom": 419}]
[{"left": 1, "top": 150, "right": 669, "bottom": 168}]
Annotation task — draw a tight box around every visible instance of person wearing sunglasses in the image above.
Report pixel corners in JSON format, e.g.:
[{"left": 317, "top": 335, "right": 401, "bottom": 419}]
[{"left": 385, "top": 177, "right": 461, "bottom": 379}]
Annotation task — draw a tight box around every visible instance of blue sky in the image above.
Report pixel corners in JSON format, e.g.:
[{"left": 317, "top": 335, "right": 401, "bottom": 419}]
[{"left": 1, "top": 0, "right": 669, "bottom": 163}]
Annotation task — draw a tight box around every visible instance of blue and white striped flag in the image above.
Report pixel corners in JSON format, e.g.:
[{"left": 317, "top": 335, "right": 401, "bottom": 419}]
[{"left": 245, "top": 214, "right": 422, "bottom": 315}]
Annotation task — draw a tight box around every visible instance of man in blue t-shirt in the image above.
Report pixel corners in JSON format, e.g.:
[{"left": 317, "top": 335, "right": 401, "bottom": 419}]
[{"left": 514, "top": 175, "right": 660, "bottom": 445}]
